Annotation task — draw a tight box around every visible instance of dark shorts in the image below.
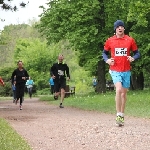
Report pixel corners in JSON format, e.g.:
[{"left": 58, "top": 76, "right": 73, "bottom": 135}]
[{"left": 54, "top": 79, "right": 66, "bottom": 92}]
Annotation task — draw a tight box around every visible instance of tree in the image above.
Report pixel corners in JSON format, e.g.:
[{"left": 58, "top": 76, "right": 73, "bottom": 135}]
[
  {"left": 13, "top": 38, "right": 59, "bottom": 90},
  {"left": 127, "top": 1, "right": 150, "bottom": 90},
  {"left": 38, "top": 0, "right": 132, "bottom": 93},
  {"left": 0, "top": 23, "right": 43, "bottom": 67}
]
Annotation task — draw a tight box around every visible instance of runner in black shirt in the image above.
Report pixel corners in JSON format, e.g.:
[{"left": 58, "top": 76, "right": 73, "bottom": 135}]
[
  {"left": 11, "top": 60, "right": 29, "bottom": 110},
  {"left": 50, "top": 55, "right": 70, "bottom": 108}
]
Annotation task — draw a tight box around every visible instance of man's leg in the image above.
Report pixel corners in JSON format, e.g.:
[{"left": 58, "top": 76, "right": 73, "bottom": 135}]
[
  {"left": 115, "top": 82, "right": 125, "bottom": 126},
  {"left": 59, "top": 88, "right": 65, "bottom": 108},
  {"left": 115, "top": 82, "right": 122, "bottom": 113},
  {"left": 54, "top": 82, "right": 60, "bottom": 100},
  {"left": 59, "top": 80, "right": 66, "bottom": 108},
  {"left": 115, "top": 79, "right": 129, "bottom": 125},
  {"left": 110, "top": 71, "right": 125, "bottom": 126},
  {"left": 20, "top": 97, "right": 23, "bottom": 110},
  {"left": 121, "top": 88, "right": 128, "bottom": 113}
]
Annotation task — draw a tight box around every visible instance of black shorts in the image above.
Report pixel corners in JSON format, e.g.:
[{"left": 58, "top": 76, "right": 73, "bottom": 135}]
[{"left": 54, "top": 79, "right": 66, "bottom": 92}]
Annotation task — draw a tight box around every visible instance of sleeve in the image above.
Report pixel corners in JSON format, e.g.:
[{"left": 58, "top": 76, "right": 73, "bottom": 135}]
[
  {"left": 65, "top": 64, "right": 70, "bottom": 79},
  {"left": 133, "top": 50, "right": 140, "bottom": 60},
  {"left": 104, "top": 39, "right": 110, "bottom": 51},
  {"left": 24, "top": 70, "right": 29, "bottom": 80},
  {"left": 131, "top": 38, "right": 138, "bottom": 51},
  {"left": 102, "top": 50, "right": 109, "bottom": 62}
]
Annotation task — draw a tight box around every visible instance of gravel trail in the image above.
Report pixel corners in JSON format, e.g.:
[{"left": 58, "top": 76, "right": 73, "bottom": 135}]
[{"left": 0, "top": 98, "right": 150, "bottom": 150}]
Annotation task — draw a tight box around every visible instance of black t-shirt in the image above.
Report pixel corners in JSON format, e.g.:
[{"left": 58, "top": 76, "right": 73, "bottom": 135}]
[
  {"left": 50, "top": 62, "right": 70, "bottom": 81},
  {"left": 11, "top": 68, "right": 29, "bottom": 84}
]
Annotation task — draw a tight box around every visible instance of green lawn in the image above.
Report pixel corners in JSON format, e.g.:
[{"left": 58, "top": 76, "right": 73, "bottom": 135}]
[
  {"left": 0, "top": 118, "right": 32, "bottom": 150},
  {"left": 39, "top": 90, "right": 150, "bottom": 118},
  {"left": 0, "top": 97, "right": 12, "bottom": 100}
]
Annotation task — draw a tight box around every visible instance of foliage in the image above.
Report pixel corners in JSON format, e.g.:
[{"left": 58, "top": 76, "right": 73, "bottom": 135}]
[
  {"left": 0, "top": 67, "right": 14, "bottom": 96},
  {"left": 127, "top": 1, "right": 150, "bottom": 74},
  {"left": 0, "top": 118, "right": 32, "bottom": 150},
  {"left": 0, "top": 22, "right": 94, "bottom": 96},
  {"left": 0, "top": 24, "right": 43, "bottom": 67},
  {"left": 14, "top": 38, "right": 60, "bottom": 90},
  {"left": 38, "top": 0, "right": 102, "bottom": 75}
]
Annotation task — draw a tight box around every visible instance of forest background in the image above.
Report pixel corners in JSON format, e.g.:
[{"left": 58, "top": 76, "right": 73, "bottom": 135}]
[{"left": 0, "top": 0, "right": 150, "bottom": 96}]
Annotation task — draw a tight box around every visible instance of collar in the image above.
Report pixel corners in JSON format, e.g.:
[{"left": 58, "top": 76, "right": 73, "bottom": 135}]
[{"left": 58, "top": 61, "right": 64, "bottom": 64}]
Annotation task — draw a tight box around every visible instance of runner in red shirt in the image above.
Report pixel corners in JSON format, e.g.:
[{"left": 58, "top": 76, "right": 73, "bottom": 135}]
[
  {"left": 102, "top": 20, "right": 140, "bottom": 126},
  {"left": 0, "top": 77, "right": 4, "bottom": 86}
]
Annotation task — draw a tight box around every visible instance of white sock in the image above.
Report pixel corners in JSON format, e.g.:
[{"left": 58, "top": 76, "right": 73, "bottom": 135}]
[
  {"left": 117, "top": 112, "right": 121, "bottom": 116},
  {"left": 120, "top": 113, "right": 124, "bottom": 117}
]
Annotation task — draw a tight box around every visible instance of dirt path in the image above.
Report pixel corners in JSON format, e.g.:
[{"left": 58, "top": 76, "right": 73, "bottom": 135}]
[{"left": 0, "top": 98, "right": 150, "bottom": 150}]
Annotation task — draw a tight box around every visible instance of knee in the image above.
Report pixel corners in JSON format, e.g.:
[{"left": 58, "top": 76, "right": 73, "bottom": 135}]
[
  {"left": 116, "top": 87, "right": 122, "bottom": 94},
  {"left": 121, "top": 92, "right": 127, "bottom": 98},
  {"left": 61, "top": 89, "right": 65, "bottom": 94}
]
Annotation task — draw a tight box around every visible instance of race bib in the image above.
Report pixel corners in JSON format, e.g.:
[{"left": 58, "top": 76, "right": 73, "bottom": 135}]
[
  {"left": 58, "top": 70, "right": 64, "bottom": 76},
  {"left": 115, "top": 48, "right": 127, "bottom": 56}
]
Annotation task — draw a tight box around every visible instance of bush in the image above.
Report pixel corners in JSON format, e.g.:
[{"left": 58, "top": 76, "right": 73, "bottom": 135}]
[{"left": 37, "top": 88, "right": 51, "bottom": 95}]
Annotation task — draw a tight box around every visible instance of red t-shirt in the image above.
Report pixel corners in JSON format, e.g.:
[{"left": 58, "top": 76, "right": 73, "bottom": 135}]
[{"left": 104, "top": 35, "right": 138, "bottom": 72}]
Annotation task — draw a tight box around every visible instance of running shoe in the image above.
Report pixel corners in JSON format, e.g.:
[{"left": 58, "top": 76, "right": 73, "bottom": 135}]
[
  {"left": 59, "top": 105, "right": 64, "bottom": 108},
  {"left": 54, "top": 95, "right": 58, "bottom": 100},
  {"left": 116, "top": 116, "right": 124, "bottom": 126},
  {"left": 20, "top": 105, "right": 22, "bottom": 110}
]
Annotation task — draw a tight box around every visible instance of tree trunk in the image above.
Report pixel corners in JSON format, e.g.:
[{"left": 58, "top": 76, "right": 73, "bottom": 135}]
[
  {"left": 130, "top": 73, "right": 137, "bottom": 90},
  {"left": 136, "top": 72, "right": 144, "bottom": 90},
  {"left": 96, "top": 60, "right": 106, "bottom": 93},
  {"left": 130, "top": 72, "right": 144, "bottom": 90}
]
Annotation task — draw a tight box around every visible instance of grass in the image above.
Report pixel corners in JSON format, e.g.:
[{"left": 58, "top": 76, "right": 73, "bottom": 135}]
[
  {"left": 0, "top": 118, "right": 32, "bottom": 150},
  {"left": 39, "top": 90, "right": 150, "bottom": 118},
  {"left": 0, "top": 97, "right": 12, "bottom": 100}
]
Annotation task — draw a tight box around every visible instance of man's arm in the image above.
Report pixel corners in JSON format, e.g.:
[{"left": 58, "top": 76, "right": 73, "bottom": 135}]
[{"left": 65, "top": 64, "right": 70, "bottom": 79}]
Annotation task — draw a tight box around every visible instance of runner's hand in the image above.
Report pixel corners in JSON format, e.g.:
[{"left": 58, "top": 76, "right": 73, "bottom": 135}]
[
  {"left": 67, "top": 77, "right": 70, "bottom": 81},
  {"left": 106, "top": 58, "right": 114, "bottom": 66},
  {"left": 127, "top": 56, "right": 134, "bottom": 62}
]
